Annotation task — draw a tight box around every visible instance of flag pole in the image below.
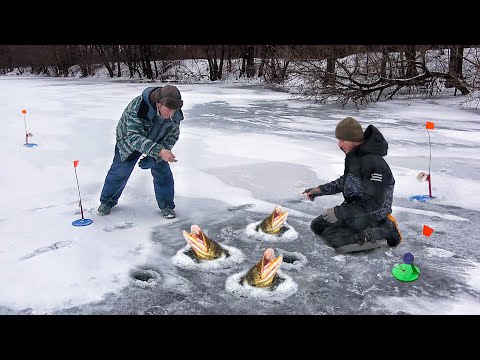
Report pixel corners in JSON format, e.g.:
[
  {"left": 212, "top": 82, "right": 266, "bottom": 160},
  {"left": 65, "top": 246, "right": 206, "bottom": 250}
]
[
  {"left": 72, "top": 160, "right": 93, "bottom": 227},
  {"left": 427, "top": 128, "right": 432, "bottom": 198},
  {"left": 418, "top": 224, "right": 434, "bottom": 269},
  {"left": 425, "top": 121, "right": 435, "bottom": 198},
  {"left": 21, "top": 109, "right": 38, "bottom": 148},
  {"left": 73, "top": 164, "right": 85, "bottom": 220},
  {"left": 22, "top": 109, "right": 28, "bottom": 145}
]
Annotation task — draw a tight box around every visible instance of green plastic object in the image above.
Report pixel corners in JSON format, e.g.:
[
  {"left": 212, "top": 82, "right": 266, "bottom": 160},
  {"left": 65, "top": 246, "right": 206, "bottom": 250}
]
[{"left": 392, "top": 263, "right": 420, "bottom": 282}]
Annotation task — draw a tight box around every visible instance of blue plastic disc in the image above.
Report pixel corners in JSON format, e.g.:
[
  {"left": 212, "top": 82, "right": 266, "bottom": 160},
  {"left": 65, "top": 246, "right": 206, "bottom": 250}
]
[
  {"left": 409, "top": 194, "right": 433, "bottom": 202},
  {"left": 72, "top": 218, "right": 93, "bottom": 227},
  {"left": 403, "top": 252, "right": 414, "bottom": 264},
  {"left": 23, "top": 143, "right": 38, "bottom": 147}
]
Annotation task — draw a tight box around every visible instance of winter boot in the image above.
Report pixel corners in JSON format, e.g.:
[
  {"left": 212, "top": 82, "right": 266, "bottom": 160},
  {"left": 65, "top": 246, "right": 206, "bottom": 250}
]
[
  {"left": 161, "top": 207, "right": 176, "bottom": 219},
  {"left": 383, "top": 214, "right": 402, "bottom": 246},
  {"left": 332, "top": 228, "right": 389, "bottom": 254},
  {"left": 97, "top": 203, "right": 113, "bottom": 216}
]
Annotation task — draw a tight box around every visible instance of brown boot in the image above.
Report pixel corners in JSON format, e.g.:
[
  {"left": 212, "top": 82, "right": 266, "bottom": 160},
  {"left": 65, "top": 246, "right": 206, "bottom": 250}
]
[{"left": 384, "top": 214, "right": 402, "bottom": 246}]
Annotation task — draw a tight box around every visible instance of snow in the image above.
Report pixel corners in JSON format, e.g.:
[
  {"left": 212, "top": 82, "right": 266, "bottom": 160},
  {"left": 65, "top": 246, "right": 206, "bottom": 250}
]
[{"left": 1, "top": 75, "right": 480, "bottom": 314}]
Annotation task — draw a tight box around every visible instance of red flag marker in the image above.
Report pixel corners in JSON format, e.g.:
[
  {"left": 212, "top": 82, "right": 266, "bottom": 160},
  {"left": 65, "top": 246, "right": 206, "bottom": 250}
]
[
  {"left": 426, "top": 121, "right": 435, "bottom": 130},
  {"left": 22, "top": 109, "right": 27, "bottom": 114},
  {"left": 74, "top": 160, "right": 79, "bottom": 168},
  {"left": 422, "top": 225, "right": 434, "bottom": 237}
]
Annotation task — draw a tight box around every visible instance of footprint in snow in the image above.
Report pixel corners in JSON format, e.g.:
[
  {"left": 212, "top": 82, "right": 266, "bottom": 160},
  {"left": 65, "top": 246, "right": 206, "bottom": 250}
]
[{"left": 103, "top": 222, "right": 135, "bottom": 232}]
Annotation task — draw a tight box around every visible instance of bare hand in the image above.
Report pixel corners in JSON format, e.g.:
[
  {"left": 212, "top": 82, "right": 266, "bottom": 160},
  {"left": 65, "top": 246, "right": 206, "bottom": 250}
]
[
  {"left": 159, "top": 148, "right": 177, "bottom": 162},
  {"left": 302, "top": 187, "right": 321, "bottom": 201}
]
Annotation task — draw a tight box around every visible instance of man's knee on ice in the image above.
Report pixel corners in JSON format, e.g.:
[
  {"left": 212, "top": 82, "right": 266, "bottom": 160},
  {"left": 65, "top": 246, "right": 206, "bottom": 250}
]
[{"left": 310, "top": 217, "right": 329, "bottom": 235}]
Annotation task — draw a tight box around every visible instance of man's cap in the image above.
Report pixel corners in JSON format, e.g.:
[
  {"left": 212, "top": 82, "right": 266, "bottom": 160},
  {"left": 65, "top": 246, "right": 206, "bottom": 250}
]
[
  {"left": 335, "top": 117, "right": 364, "bottom": 142},
  {"left": 151, "top": 85, "right": 183, "bottom": 109}
]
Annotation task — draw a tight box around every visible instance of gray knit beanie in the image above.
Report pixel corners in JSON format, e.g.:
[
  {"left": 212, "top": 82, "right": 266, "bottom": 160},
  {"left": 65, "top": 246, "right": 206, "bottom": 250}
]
[
  {"left": 151, "top": 85, "right": 183, "bottom": 109},
  {"left": 335, "top": 117, "right": 364, "bottom": 142}
]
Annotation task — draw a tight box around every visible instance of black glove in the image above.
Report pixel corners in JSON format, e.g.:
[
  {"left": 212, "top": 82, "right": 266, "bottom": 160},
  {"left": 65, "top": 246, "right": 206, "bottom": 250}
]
[
  {"left": 354, "top": 229, "right": 372, "bottom": 245},
  {"left": 302, "top": 187, "right": 321, "bottom": 201},
  {"left": 138, "top": 156, "right": 159, "bottom": 169}
]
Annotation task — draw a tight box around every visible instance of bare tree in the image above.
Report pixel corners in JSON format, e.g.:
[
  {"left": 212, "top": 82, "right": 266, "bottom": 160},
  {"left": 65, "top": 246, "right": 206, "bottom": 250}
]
[
  {"left": 289, "top": 45, "right": 473, "bottom": 108},
  {"left": 2, "top": 44, "right": 478, "bottom": 108},
  {"left": 74, "top": 45, "right": 96, "bottom": 77},
  {"left": 48, "top": 45, "right": 76, "bottom": 77},
  {"left": 445, "top": 46, "right": 466, "bottom": 94},
  {"left": 460, "top": 47, "right": 480, "bottom": 108},
  {"left": 239, "top": 45, "right": 255, "bottom": 78},
  {"left": 204, "top": 45, "right": 225, "bottom": 81},
  {"left": 94, "top": 45, "right": 117, "bottom": 78},
  {"left": 139, "top": 45, "right": 154, "bottom": 79},
  {"left": 261, "top": 45, "right": 291, "bottom": 84},
  {"left": 0, "top": 46, "right": 13, "bottom": 74},
  {"left": 120, "top": 45, "right": 142, "bottom": 78}
]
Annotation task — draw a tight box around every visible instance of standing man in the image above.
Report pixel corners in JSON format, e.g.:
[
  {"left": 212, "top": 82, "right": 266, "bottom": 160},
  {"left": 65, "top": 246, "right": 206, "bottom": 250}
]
[
  {"left": 98, "top": 85, "right": 184, "bottom": 219},
  {"left": 303, "top": 117, "right": 402, "bottom": 253}
]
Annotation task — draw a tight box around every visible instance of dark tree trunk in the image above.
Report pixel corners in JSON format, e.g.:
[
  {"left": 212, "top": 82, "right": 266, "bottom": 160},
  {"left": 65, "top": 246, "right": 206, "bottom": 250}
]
[
  {"left": 205, "top": 46, "right": 220, "bottom": 81},
  {"left": 258, "top": 58, "right": 266, "bottom": 78},
  {"left": 94, "top": 45, "right": 114, "bottom": 78},
  {"left": 218, "top": 45, "right": 225, "bottom": 80},
  {"left": 204, "top": 45, "right": 225, "bottom": 81},
  {"left": 243, "top": 46, "right": 255, "bottom": 78},
  {"left": 326, "top": 57, "right": 335, "bottom": 85},
  {"left": 381, "top": 49, "right": 388, "bottom": 78},
  {"left": 446, "top": 46, "right": 465, "bottom": 93},
  {"left": 140, "top": 45, "right": 153, "bottom": 79},
  {"left": 405, "top": 45, "right": 418, "bottom": 78}
]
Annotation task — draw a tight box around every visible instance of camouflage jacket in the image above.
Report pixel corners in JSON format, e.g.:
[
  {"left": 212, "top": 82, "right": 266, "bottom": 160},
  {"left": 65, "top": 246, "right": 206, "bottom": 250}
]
[
  {"left": 318, "top": 125, "right": 395, "bottom": 222},
  {"left": 115, "top": 86, "right": 184, "bottom": 161}
]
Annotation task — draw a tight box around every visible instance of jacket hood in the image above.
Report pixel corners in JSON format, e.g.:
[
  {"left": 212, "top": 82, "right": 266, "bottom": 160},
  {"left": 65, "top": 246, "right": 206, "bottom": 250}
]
[
  {"left": 141, "top": 86, "right": 184, "bottom": 125},
  {"left": 357, "top": 125, "right": 388, "bottom": 156}
]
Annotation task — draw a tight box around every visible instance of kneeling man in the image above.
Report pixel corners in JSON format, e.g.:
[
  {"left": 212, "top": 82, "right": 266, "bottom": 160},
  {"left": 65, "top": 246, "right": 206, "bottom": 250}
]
[{"left": 303, "top": 117, "right": 402, "bottom": 254}]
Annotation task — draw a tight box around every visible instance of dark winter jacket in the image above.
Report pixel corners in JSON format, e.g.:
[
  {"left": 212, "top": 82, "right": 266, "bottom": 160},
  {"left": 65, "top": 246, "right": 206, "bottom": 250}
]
[
  {"left": 318, "top": 125, "right": 395, "bottom": 221},
  {"left": 115, "top": 86, "right": 184, "bottom": 161}
]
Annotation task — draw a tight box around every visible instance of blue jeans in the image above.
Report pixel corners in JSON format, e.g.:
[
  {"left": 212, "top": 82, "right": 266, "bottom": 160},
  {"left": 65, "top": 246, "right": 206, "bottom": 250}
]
[{"left": 100, "top": 145, "right": 175, "bottom": 209}]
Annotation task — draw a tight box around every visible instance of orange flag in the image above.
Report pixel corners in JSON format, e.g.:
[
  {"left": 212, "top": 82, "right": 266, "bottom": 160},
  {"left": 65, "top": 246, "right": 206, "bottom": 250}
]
[
  {"left": 426, "top": 121, "right": 435, "bottom": 130},
  {"left": 21, "top": 109, "right": 27, "bottom": 114},
  {"left": 423, "top": 225, "right": 434, "bottom": 237},
  {"left": 73, "top": 160, "right": 79, "bottom": 168}
]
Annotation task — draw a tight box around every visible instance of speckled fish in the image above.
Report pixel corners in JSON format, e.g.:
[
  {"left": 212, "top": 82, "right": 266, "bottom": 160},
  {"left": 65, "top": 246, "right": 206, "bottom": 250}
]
[
  {"left": 256, "top": 205, "right": 288, "bottom": 234},
  {"left": 182, "top": 225, "right": 225, "bottom": 260},
  {"left": 243, "top": 248, "right": 283, "bottom": 287}
]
